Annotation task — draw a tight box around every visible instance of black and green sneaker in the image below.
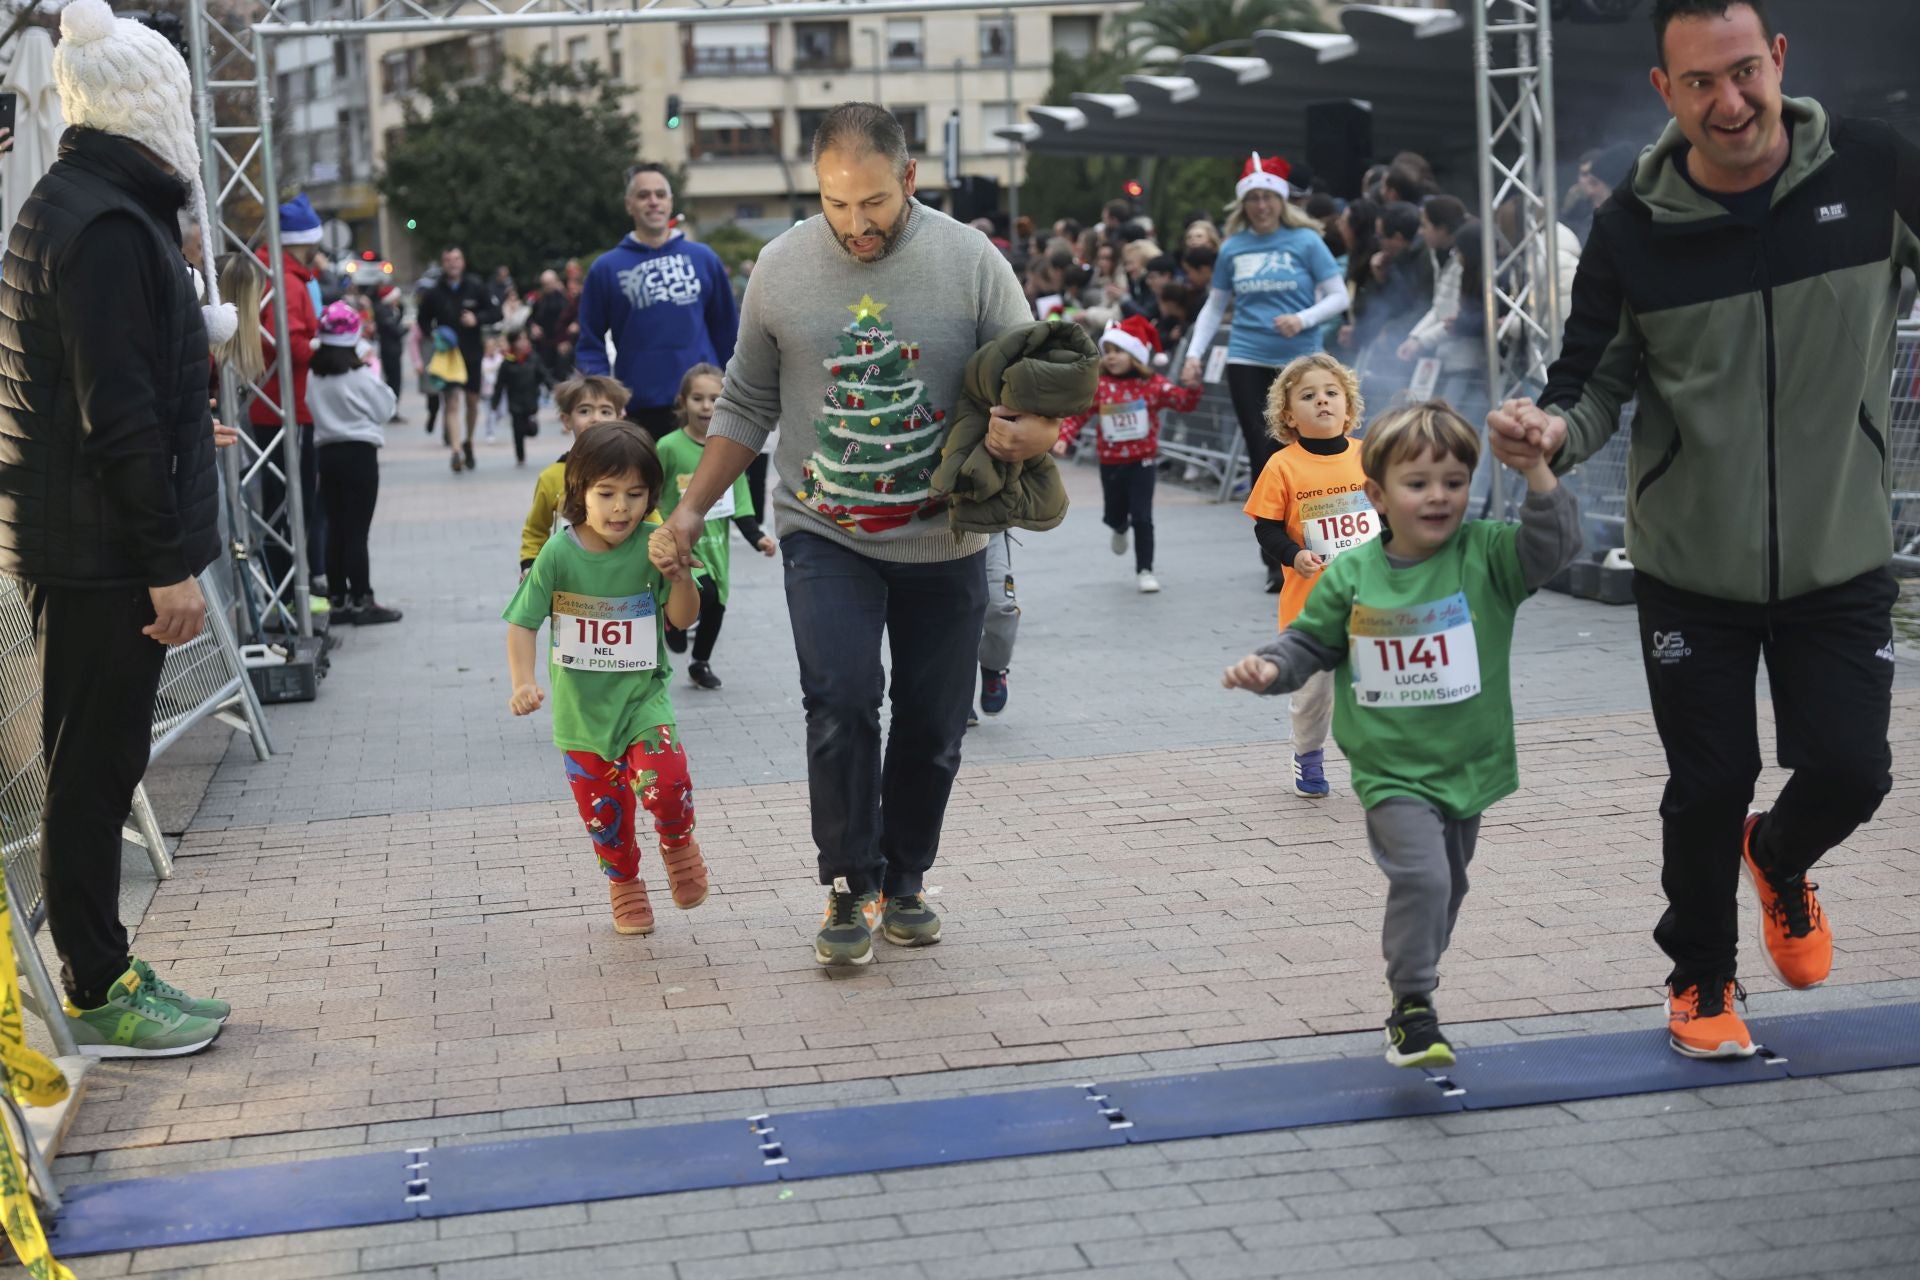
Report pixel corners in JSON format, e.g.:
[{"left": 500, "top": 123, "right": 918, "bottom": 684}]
[
  {"left": 814, "top": 877, "right": 880, "bottom": 967},
  {"left": 64, "top": 968, "right": 223, "bottom": 1059},
  {"left": 881, "top": 894, "right": 942, "bottom": 947},
  {"left": 130, "top": 957, "right": 230, "bottom": 1022},
  {"left": 1383, "top": 995, "right": 1455, "bottom": 1069}
]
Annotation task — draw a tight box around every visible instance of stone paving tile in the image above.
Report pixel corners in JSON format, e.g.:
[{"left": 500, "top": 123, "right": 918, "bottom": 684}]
[{"left": 68, "top": 691, "right": 1920, "bottom": 1156}]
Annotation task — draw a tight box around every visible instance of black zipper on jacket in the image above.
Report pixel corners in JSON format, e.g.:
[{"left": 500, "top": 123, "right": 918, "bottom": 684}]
[{"left": 1758, "top": 228, "right": 1779, "bottom": 603}]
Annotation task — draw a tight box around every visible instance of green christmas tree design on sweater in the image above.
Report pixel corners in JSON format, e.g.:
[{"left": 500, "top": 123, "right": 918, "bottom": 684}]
[{"left": 797, "top": 293, "right": 947, "bottom": 535}]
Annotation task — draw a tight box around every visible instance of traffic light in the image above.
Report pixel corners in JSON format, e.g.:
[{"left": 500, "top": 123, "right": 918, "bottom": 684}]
[
  {"left": 405, "top": 218, "right": 417, "bottom": 231},
  {"left": 665, "top": 94, "right": 682, "bottom": 130},
  {"left": 1123, "top": 179, "right": 1145, "bottom": 199}
]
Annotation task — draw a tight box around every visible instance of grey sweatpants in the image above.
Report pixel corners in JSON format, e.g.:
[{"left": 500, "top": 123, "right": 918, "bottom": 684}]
[
  {"left": 1365, "top": 796, "right": 1481, "bottom": 998},
  {"left": 979, "top": 533, "right": 1019, "bottom": 672}
]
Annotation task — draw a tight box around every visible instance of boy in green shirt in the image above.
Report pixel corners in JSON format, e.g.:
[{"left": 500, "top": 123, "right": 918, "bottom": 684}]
[
  {"left": 505, "top": 422, "right": 707, "bottom": 937},
  {"left": 1224, "top": 402, "right": 1581, "bottom": 1067},
  {"left": 653, "top": 364, "right": 776, "bottom": 689}
]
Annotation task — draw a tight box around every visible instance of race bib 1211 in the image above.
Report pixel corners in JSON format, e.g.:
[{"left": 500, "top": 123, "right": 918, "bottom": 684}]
[
  {"left": 1099, "top": 399, "right": 1151, "bottom": 443},
  {"left": 551, "top": 590, "right": 657, "bottom": 672},
  {"left": 1349, "top": 591, "right": 1480, "bottom": 708}
]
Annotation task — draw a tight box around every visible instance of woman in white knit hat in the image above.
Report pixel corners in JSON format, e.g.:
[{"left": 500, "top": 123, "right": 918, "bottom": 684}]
[
  {"left": 0, "top": 0, "right": 235, "bottom": 1058},
  {"left": 1180, "top": 153, "right": 1349, "bottom": 593}
]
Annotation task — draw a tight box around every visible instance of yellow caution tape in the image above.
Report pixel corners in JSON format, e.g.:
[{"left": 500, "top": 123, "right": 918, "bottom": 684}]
[{"left": 0, "top": 874, "right": 72, "bottom": 1279}]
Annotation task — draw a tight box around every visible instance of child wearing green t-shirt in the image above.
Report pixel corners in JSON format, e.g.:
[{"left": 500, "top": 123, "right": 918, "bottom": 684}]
[
  {"left": 655, "top": 364, "right": 777, "bottom": 691},
  {"left": 505, "top": 422, "right": 706, "bottom": 937},
  {"left": 1224, "top": 401, "right": 1581, "bottom": 1068}
]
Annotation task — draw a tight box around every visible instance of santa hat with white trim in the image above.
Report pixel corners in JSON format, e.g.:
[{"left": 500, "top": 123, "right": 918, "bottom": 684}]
[
  {"left": 1100, "top": 314, "right": 1162, "bottom": 368},
  {"left": 1235, "top": 152, "right": 1291, "bottom": 201},
  {"left": 54, "top": 0, "right": 237, "bottom": 343}
]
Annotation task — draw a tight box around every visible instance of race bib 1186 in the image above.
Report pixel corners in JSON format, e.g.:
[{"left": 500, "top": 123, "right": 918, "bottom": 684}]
[
  {"left": 1349, "top": 591, "right": 1480, "bottom": 708},
  {"left": 551, "top": 590, "right": 657, "bottom": 672},
  {"left": 1299, "top": 489, "right": 1380, "bottom": 560}
]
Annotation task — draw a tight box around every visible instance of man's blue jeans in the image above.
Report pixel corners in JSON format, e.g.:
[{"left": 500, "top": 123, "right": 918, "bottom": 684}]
[{"left": 782, "top": 530, "right": 988, "bottom": 897}]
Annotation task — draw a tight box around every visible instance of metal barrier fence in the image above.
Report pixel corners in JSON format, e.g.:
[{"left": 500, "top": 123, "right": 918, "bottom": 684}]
[{"left": 1141, "top": 325, "right": 1920, "bottom": 574}]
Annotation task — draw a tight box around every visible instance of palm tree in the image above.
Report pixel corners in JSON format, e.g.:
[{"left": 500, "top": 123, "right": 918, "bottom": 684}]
[{"left": 1121, "top": 0, "right": 1328, "bottom": 70}]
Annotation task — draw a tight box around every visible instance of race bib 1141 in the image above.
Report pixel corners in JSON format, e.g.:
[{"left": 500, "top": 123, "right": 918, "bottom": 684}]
[
  {"left": 551, "top": 590, "right": 657, "bottom": 672},
  {"left": 1299, "top": 489, "right": 1380, "bottom": 560},
  {"left": 1349, "top": 591, "right": 1481, "bottom": 708}
]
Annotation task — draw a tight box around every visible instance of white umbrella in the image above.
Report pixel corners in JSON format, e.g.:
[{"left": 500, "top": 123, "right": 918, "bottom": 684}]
[{"left": 1, "top": 27, "right": 65, "bottom": 245}]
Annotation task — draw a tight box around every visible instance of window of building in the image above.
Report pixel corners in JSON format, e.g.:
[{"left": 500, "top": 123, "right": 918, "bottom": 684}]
[
  {"left": 980, "top": 101, "right": 1017, "bottom": 152},
  {"left": 1051, "top": 15, "right": 1099, "bottom": 59},
  {"left": 691, "top": 110, "right": 780, "bottom": 160},
  {"left": 892, "top": 105, "right": 927, "bottom": 151},
  {"left": 884, "top": 18, "right": 923, "bottom": 68},
  {"left": 683, "top": 22, "right": 773, "bottom": 75},
  {"left": 608, "top": 34, "right": 623, "bottom": 81},
  {"left": 793, "top": 21, "right": 850, "bottom": 72},
  {"left": 334, "top": 40, "right": 349, "bottom": 80},
  {"left": 735, "top": 203, "right": 765, "bottom": 222},
  {"left": 382, "top": 50, "right": 411, "bottom": 96},
  {"left": 796, "top": 107, "right": 831, "bottom": 157},
  {"left": 979, "top": 16, "right": 1014, "bottom": 66},
  {"left": 566, "top": 35, "right": 590, "bottom": 69}
]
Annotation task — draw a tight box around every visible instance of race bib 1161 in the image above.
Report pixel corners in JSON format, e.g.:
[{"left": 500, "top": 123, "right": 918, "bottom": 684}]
[
  {"left": 1349, "top": 591, "right": 1480, "bottom": 708},
  {"left": 551, "top": 590, "right": 657, "bottom": 672}
]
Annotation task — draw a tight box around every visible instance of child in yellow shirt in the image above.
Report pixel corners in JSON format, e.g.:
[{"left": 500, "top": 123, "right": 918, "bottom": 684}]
[{"left": 519, "top": 375, "right": 633, "bottom": 574}]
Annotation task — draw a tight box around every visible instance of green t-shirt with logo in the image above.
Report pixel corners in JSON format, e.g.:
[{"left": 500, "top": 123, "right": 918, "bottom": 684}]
[
  {"left": 1289, "top": 520, "right": 1531, "bottom": 819},
  {"left": 503, "top": 527, "right": 678, "bottom": 759},
  {"left": 654, "top": 428, "right": 755, "bottom": 605}
]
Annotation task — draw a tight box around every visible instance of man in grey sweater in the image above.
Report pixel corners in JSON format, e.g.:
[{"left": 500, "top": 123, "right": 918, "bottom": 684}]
[{"left": 651, "top": 104, "right": 1063, "bottom": 966}]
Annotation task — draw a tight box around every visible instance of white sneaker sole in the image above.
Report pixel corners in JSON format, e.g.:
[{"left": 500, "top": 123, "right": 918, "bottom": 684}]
[
  {"left": 814, "top": 944, "right": 873, "bottom": 967},
  {"left": 79, "top": 1033, "right": 219, "bottom": 1059}
]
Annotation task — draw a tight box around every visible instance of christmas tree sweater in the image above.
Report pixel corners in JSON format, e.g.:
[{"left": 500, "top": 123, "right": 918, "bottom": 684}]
[
  {"left": 708, "top": 200, "right": 1034, "bottom": 563},
  {"left": 1057, "top": 371, "right": 1203, "bottom": 465}
]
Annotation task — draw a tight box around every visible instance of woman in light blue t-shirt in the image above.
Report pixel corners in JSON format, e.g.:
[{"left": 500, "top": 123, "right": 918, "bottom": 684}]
[{"left": 1182, "top": 154, "right": 1349, "bottom": 592}]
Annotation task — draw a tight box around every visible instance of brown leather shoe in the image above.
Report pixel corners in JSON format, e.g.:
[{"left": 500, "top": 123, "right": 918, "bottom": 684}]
[
  {"left": 660, "top": 836, "right": 709, "bottom": 909},
  {"left": 609, "top": 878, "right": 654, "bottom": 935}
]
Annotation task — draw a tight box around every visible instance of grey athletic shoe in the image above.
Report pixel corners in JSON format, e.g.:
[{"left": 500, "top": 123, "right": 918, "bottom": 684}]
[
  {"left": 815, "top": 877, "right": 882, "bottom": 966},
  {"left": 881, "top": 894, "right": 942, "bottom": 947}
]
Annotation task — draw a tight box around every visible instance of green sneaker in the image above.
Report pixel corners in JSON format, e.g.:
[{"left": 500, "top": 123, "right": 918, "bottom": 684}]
[
  {"left": 64, "top": 969, "right": 222, "bottom": 1059},
  {"left": 815, "top": 877, "right": 881, "bottom": 967},
  {"left": 881, "top": 894, "right": 942, "bottom": 947},
  {"left": 130, "top": 957, "right": 230, "bottom": 1022}
]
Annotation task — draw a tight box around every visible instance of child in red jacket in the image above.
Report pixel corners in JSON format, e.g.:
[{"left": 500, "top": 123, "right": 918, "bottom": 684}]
[{"left": 1053, "top": 315, "right": 1202, "bottom": 593}]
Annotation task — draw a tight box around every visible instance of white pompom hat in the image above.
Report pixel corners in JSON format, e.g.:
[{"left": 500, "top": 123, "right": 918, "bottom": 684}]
[{"left": 53, "top": 0, "right": 237, "bottom": 343}]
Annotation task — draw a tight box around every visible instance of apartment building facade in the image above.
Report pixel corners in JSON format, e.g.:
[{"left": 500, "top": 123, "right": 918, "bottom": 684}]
[{"left": 359, "top": 6, "right": 1107, "bottom": 279}]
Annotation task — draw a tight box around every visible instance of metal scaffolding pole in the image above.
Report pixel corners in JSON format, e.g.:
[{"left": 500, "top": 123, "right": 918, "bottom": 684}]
[{"left": 1472, "top": 0, "right": 1561, "bottom": 517}]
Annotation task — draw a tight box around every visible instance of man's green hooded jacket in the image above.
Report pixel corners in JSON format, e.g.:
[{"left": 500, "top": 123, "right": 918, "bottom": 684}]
[{"left": 1545, "top": 98, "right": 1920, "bottom": 603}]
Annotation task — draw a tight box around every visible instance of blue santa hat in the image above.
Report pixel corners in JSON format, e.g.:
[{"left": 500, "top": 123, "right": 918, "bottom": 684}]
[{"left": 279, "top": 193, "right": 324, "bottom": 246}]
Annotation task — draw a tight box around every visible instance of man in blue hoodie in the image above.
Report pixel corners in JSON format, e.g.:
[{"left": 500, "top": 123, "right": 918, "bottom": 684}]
[{"left": 577, "top": 163, "right": 739, "bottom": 439}]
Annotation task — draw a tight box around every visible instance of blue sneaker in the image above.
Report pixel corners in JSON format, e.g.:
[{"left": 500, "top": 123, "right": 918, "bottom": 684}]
[
  {"left": 1293, "top": 750, "right": 1329, "bottom": 798},
  {"left": 980, "top": 667, "right": 1009, "bottom": 716}
]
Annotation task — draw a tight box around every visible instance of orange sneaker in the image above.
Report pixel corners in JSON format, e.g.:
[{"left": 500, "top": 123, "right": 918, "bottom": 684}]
[
  {"left": 1666, "top": 978, "right": 1756, "bottom": 1059},
  {"left": 609, "top": 878, "right": 655, "bottom": 935},
  {"left": 660, "top": 835, "right": 709, "bottom": 910},
  {"left": 1741, "top": 813, "right": 1831, "bottom": 990}
]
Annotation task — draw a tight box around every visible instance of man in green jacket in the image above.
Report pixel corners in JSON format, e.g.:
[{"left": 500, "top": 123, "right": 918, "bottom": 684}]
[{"left": 1490, "top": 0, "right": 1918, "bottom": 1060}]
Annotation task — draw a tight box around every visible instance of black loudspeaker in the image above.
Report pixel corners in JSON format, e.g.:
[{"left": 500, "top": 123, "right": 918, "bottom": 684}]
[
  {"left": 1306, "top": 100, "right": 1374, "bottom": 199},
  {"left": 949, "top": 175, "right": 1003, "bottom": 224}
]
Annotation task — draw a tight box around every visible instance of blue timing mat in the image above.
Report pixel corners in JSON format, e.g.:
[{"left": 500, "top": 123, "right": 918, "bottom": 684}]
[
  {"left": 1098, "top": 1052, "right": 1463, "bottom": 1144},
  {"left": 44, "top": 999, "right": 1920, "bottom": 1258}
]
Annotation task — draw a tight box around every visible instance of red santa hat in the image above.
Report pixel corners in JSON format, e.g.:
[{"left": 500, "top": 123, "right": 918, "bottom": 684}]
[
  {"left": 1235, "top": 152, "right": 1291, "bottom": 201},
  {"left": 1100, "top": 315, "right": 1162, "bottom": 368}
]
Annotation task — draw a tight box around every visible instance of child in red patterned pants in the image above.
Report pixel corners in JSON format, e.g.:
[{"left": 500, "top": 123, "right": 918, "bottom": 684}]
[{"left": 506, "top": 423, "right": 709, "bottom": 934}]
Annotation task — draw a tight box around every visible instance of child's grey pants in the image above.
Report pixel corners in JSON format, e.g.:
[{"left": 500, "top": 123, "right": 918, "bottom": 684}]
[
  {"left": 979, "top": 533, "right": 1019, "bottom": 673},
  {"left": 1365, "top": 796, "right": 1481, "bottom": 999}
]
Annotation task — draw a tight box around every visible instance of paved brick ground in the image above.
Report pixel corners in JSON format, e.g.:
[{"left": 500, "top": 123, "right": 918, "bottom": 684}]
[{"left": 53, "top": 403, "right": 1920, "bottom": 1277}]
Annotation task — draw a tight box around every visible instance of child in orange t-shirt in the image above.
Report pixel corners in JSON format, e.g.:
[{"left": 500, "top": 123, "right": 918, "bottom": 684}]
[{"left": 1242, "top": 353, "right": 1379, "bottom": 798}]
